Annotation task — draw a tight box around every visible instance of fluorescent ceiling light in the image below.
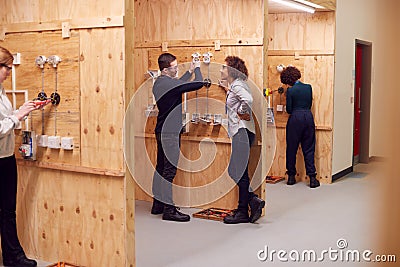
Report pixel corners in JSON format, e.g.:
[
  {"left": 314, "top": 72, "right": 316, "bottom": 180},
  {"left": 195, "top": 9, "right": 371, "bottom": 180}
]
[
  {"left": 270, "top": 0, "right": 316, "bottom": 14},
  {"left": 293, "top": 0, "right": 325, "bottom": 9}
]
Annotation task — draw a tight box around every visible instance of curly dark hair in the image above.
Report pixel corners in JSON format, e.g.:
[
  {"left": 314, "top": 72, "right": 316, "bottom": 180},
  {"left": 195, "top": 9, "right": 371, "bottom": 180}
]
[
  {"left": 280, "top": 66, "right": 301, "bottom": 86},
  {"left": 225, "top": 56, "right": 248, "bottom": 81}
]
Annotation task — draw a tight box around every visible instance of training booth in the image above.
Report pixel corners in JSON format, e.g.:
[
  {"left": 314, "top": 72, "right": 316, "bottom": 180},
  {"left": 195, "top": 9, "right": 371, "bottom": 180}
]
[{"left": 0, "top": 0, "right": 335, "bottom": 266}]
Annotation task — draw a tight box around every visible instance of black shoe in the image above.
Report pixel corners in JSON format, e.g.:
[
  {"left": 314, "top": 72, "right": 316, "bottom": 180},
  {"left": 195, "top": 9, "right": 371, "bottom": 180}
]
[
  {"left": 223, "top": 209, "right": 249, "bottom": 224},
  {"left": 249, "top": 196, "right": 265, "bottom": 223},
  {"left": 162, "top": 206, "right": 190, "bottom": 222},
  {"left": 3, "top": 255, "right": 37, "bottom": 267},
  {"left": 287, "top": 175, "right": 296, "bottom": 185},
  {"left": 151, "top": 199, "right": 165, "bottom": 215},
  {"left": 310, "top": 177, "right": 320, "bottom": 188}
]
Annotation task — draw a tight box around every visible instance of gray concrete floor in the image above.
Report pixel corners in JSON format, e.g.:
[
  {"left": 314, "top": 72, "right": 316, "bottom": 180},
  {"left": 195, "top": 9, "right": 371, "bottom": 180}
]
[
  {"left": 1, "top": 162, "right": 391, "bottom": 267},
  {"left": 135, "top": 162, "right": 389, "bottom": 267}
]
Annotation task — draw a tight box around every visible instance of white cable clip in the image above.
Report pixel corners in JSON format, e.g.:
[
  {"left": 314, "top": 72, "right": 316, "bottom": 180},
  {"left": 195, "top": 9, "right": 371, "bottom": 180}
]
[
  {"left": 35, "top": 56, "right": 47, "bottom": 68},
  {"left": 47, "top": 55, "right": 62, "bottom": 68},
  {"left": 202, "top": 52, "right": 213, "bottom": 64},
  {"left": 191, "top": 52, "right": 201, "bottom": 63}
]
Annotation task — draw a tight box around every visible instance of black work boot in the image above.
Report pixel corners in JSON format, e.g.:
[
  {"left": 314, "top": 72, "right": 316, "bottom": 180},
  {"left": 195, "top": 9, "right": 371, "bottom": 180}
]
[
  {"left": 223, "top": 209, "right": 249, "bottom": 224},
  {"left": 249, "top": 196, "right": 265, "bottom": 223},
  {"left": 150, "top": 198, "right": 165, "bottom": 215},
  {"left": 309, "top": 175, "right": 320, "bottom": 188},
  {"left": 287, "top": 175, "right": 296, "bottom": 185},
  {"left": 3, "top": 254, "right": 37, "bottom": 267},
  {"left": 162, "top": 205, "right": 190, "bottom": 222}
]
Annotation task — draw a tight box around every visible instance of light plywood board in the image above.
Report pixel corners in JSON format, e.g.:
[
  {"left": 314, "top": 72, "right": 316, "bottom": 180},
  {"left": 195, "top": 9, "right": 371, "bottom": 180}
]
[
  {"left": 268, "top": 12, "right": 335, "bottom": 51},
  {"left": 0, "top": 0, "right": 123, "bottom": 24},
  {"left": 80, "top": 28, "right": 125, "bottom": 171},
  {"left": 1, "top": 31, "right": 81, "bottom": 165},
  {"left": 17, "top": 166, "right": 125, "bottom": 266}
]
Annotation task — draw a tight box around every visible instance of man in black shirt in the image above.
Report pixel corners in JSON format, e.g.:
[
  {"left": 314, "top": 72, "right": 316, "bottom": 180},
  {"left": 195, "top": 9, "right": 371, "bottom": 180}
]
[{"left": 151, "top": 53, "right": 204, "bottom": 222}]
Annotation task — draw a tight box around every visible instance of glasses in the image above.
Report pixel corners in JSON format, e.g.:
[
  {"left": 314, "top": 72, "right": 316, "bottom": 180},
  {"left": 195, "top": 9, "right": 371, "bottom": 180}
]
[
  {"left": 1, "top": 64, "right": 12, "bottom": 71},
  {"left": 167, "top": 65, "right": 178, "bottom": 71}
]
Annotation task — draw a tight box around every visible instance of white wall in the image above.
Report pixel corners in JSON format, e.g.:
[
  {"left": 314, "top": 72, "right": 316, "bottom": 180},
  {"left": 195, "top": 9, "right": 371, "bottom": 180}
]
[{"left": 333, "top": 0, "right": 396, "bottom": 174}]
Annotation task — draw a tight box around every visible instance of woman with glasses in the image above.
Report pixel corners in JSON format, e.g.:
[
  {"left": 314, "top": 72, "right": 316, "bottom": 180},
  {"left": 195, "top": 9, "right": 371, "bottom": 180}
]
[
  {"left": 1, "top": 46, "right": 44, "bottom": 267},
  {"left": 219, "top": 56, "right": 265, "bottom": 224}
]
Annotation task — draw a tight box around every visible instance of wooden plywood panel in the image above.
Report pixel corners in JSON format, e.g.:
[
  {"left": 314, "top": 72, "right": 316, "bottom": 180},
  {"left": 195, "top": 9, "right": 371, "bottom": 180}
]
[
  {"left": 17, "top": 167, "right": 125, "bottom": 266},
  {"left": 1, "top": 31, "right": 81, "bottom": 164},
  {"left": 80, "top": 28, "right": 125, "bottom": 170},
  {"left": 268, "top": 12, "right": 335, "bottom": 51},
  {"left": 0, "top": 0, "right": 123, "bottom": 24},
  {"left": 304, "top": 55, "right": 334, "bottom": 128},
  {"left": 267, "top": 55, "right": 333, "bottom": 129},
  {"left": 134, "top": 0, "right": 263, "bottom": 43},
  {"left": 304, "top": 12, "right": 335, "bottom": 51},
  {"left": 0, "top": 0, "right": 39, "bottom": 24}
]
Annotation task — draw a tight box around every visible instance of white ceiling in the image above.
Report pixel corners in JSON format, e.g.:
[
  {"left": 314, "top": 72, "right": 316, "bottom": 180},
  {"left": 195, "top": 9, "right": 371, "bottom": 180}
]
[{"left": 268, "top": 0, "right": 326, "bottom": 14}]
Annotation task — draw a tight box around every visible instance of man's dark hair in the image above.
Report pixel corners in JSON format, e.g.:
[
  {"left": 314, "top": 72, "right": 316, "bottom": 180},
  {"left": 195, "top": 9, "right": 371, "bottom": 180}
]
[
  {"left": 158, "top": 53, "right": 176, "bottom": 71},
  {"left": 280, "top": 66, "right": 301, "bottom": 86},
  {"left": 225, "top": 56, "right": 248, "bottom": 81}
]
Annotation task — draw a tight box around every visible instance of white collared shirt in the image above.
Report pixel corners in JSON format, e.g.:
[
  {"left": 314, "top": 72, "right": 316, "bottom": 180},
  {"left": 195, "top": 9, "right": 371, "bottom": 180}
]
[
  {"left": 225, "top": 79, "right": 255, "bottom": 137},
  {"left": 0, "top": 85, "right": 20, "bottom": 158}
]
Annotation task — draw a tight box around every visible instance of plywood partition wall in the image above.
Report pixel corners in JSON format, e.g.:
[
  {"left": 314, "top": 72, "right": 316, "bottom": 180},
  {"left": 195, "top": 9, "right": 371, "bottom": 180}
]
[
  {"left": 131, "top": 0, "right": 268, "bottom": 209},
  {"left": 267, "top": 12, "right": 335, "bottom": 183},
  {"left": 0, "top": 0, "right": 135, "bottom": 266}
]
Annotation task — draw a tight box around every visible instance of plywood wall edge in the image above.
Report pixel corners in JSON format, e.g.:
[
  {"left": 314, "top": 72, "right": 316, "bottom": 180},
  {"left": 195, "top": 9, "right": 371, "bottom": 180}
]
[
  {"left": 268, "top": 50, "right": 334, "bottom": 56},
  {"left": 17, "top": 159, "right": 125, "bottom": 177},
  {"left": 135, "top": 38, "right": 264, "bottom": 49},
  {"left": 1, "top": 16, "right": 124, "bottom": 35}
]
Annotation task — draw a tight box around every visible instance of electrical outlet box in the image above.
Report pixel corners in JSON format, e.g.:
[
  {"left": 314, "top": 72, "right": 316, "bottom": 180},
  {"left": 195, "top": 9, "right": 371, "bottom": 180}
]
[
  {"left": 277, "top": 105, "right": 284, "bottom": 112},
  {"left": 61, "top": 137, "right": 74, "bottom": 150},
  {"left": 47, "top": 136, "right": 61, "bottom": 149},
  {"left": 37, "top": 135, "right": 48, "bottom": 147},
  {"left": 19, "top": 131, "right": 36, "bottom": 160},
  {"left": 182, "top": 113, "right": 190, "bottom": 133},
  {"left": 13, "top": 53, "right": 21, "bottom": 65},
  {"left": 213, "top": 114, "right": 222, "bottom": 125}
]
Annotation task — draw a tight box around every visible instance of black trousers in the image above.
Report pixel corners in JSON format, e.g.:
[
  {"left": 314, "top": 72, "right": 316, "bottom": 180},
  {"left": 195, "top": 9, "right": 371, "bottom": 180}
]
[
  {"left": 0, "top": 155, "right": 25, "bottom": 261},
  {"left": 228, "top": 128, "right": 256, "bottom": 211},
  {"left": 152, "top": 133, "right": 181, "bottom": 206},
  {"left": 286, "top": 110, "right": 316, "bottom": 177}
]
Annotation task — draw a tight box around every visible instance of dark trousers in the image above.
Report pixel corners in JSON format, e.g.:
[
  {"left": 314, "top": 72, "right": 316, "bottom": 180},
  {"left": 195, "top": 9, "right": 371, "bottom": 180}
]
[
  {"left": 152, "top": 133, "right": 181, "bottom": 206},
  {"left": 228, "top": 128, "right": 256, "bottom": 211},
  {"left": 286, "top": 110, "right": 316, "bottom": 177},
  {"left": 0, "top": 155, "right": 25, "bottom": 261}
]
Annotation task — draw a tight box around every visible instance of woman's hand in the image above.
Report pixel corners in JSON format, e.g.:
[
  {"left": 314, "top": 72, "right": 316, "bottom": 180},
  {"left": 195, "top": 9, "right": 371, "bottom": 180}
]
[{"left": 15, "top": 101, "right": 39, "bottom": 121}]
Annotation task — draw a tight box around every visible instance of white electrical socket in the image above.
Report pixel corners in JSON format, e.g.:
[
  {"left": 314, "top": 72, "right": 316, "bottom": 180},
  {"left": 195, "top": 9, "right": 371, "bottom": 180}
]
[
  {"left": 37, "top": 135, "right": 48, "bottom": 147},
  {"left": 61, "top": 137, "right": 74, "bottom": 150},
  {"left": 47, "top": 136, "right": 61, "bottom": 149},
  {"left": 277, "top": 105, "right": 284, "bottom": 112}
]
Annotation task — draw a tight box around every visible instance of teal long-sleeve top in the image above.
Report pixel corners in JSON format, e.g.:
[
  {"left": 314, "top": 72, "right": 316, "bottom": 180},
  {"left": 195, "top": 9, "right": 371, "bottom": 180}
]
[{"left": 286, "top": 80, "right": 312, "bottom": 114}]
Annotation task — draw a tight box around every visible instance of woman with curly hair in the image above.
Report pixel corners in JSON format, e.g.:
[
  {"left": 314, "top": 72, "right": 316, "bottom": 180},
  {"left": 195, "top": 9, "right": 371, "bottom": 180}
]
[
  {"left": 220, "top": 56, "right": 265, "bottom": 224},
  {"left": 280, "top": 66, "right": 320, "bottom": 188}
]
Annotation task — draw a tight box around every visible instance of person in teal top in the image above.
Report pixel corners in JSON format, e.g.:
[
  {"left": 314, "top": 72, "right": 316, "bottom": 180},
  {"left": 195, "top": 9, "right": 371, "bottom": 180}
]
[{"left": 280, "top": 66, "right": 320, "bottom": 188}]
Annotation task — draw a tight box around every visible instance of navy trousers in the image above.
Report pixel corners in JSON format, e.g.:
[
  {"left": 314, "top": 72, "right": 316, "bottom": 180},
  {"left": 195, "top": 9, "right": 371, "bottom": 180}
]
[{"left": 286, "top": 110, "right": 316, "bottom": 177}]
